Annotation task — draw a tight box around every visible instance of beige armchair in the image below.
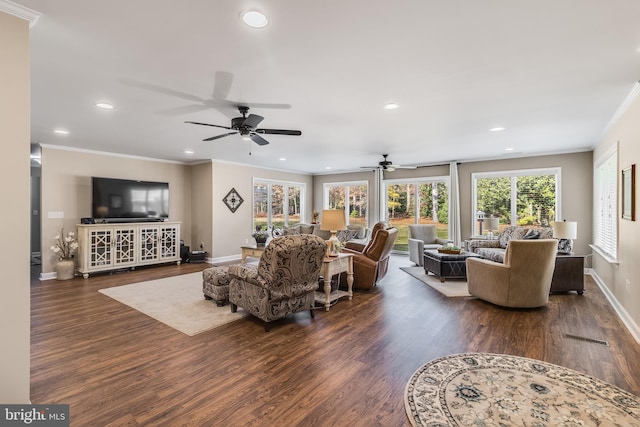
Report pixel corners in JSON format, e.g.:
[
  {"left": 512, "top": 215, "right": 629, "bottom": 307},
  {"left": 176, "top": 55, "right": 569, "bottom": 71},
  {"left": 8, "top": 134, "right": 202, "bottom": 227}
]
[
  {"left": 407, "top": 224, "right": 453, "bottom": 266},
  {"left": 228, "top": 234, "right": 327, "bottom": 331},
  {"left": 466, "top": 239, "right": 557, "bottom": 308}
]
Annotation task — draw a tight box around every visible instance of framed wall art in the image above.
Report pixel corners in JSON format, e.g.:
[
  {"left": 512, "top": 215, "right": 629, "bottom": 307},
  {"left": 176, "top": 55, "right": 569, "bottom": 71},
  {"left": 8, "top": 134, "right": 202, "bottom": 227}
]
[
  {"left": 223, "top": 187, "right": 244, "bottom": 213},
  {"left": 622, "top": 164, "right": 635, "bottom": 221}
]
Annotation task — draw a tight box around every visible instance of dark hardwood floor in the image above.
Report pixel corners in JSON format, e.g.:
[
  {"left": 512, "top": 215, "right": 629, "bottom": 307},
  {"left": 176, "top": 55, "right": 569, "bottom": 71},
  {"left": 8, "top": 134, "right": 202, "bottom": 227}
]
[{"left": 30, "top": 255, "right": 640, "bottom": 426}]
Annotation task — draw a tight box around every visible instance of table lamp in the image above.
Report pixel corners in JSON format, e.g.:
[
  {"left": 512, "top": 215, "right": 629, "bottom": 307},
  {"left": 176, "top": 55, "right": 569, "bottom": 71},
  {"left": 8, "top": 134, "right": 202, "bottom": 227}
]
[
  {"left": 485, "top": 217, "right": 499, "bottom": 239},
  {"left": 320, "top": 209, "right": 346, "bottom": 257},
  {"left": 553, "top": 220, "right": 577, "bottom": 254}
]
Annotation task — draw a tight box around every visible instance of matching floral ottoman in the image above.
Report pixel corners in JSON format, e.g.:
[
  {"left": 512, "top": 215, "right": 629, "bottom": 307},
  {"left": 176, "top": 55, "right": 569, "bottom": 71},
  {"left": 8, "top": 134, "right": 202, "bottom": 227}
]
[{"left": 202, "top": 266, "right": 231, "bottom": 306}]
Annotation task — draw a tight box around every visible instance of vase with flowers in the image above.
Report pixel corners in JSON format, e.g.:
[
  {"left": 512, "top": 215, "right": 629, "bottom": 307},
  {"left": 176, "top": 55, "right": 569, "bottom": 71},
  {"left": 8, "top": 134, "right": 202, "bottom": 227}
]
[
  {"left": 51, "top": 228, "right": 79, "bottom": 280},
  {"left": 252, "top": 226, "right": 270, "bottom": 246}
]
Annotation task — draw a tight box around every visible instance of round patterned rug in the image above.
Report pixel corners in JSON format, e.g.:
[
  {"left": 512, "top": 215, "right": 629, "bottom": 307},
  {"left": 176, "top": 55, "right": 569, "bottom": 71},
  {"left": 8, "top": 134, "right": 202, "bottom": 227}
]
[{"left": 405, "top": 353, "right": 640, "bottom": 426}]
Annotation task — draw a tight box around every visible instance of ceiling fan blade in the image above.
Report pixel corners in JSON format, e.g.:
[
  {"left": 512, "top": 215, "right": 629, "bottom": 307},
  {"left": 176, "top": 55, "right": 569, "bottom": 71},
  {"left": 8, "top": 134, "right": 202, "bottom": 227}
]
[
  {"left": 250, "top": 133, "right": 269, "bottom": 146},
  {"left": 203, "top": 132, "right": 238, "bottom": 141},
  {"left": 242, "top": 114, "right": 264, "bottom": 128},
  {"left": 395, "top": 165, "right": 417, "bottom": 169},
  {"left": 185, "top": 121, "right": 232, "bottom": 130},
  {"left": 255, "top": 128, "right": 302, "bottom": 136}
]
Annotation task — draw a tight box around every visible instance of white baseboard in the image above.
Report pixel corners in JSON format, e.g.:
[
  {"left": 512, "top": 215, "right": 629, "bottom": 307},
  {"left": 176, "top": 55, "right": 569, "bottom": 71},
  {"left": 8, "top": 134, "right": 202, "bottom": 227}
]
[
  {"left": 589, "top": 268, "right": 640, "bottom": 344},
  {"left": 39, "top": 272, "right": 57, "bottom": 281},
  {"left": 210, "top": 254, "right": 242, "bottom": 264}
]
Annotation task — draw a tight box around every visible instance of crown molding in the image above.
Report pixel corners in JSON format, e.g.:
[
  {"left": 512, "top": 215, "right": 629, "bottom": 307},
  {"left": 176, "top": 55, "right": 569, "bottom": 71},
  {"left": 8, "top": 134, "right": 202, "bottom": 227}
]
[
  {"left": 0, "top": 0, "right": 40, "bottom": 27},
  {"left": 602, "top": 80, "right": 640, "bottom": 137}
]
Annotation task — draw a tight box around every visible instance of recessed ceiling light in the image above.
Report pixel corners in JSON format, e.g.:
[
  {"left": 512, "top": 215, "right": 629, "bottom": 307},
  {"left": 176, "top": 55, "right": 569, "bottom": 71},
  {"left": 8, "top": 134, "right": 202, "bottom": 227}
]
[
  {"left": 489, "top": 127, "right": 505, "bottom": 132},
  {"left": 95, "top": 102, "right": 114, "bottom": 110},
  {"left": 325, "top": 166, "right": 332, "bottom": 170},
  {"left": 53, "top": 129, "right": 69, "bottom": 135},
  {"left": 279, "top": 157, "right": 286, "bottom": 161},
  {"left": 184, "top": 149, "right": 194, "bottom": 155},
  {"left": 384, "top": 103, "right": 399, "bottom": 110},
  {"left": 242, "top": 10, "right": 268, "bottom": 28},
  {"left": 505, "top": 147, "right": 515, "bottom": 152}
]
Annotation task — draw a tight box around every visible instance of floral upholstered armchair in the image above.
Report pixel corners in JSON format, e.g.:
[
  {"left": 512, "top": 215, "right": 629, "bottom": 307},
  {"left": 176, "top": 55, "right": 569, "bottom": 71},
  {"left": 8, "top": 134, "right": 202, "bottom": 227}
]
[{"left": 228, "top": 234, "right": 327, "bottom": 331}]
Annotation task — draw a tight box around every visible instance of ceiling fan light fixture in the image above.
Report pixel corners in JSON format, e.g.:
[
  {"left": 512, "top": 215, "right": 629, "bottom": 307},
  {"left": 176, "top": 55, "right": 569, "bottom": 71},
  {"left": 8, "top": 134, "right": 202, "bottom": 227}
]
[{"left": 242, "top": 10, "right": 269, "bottom": 28}]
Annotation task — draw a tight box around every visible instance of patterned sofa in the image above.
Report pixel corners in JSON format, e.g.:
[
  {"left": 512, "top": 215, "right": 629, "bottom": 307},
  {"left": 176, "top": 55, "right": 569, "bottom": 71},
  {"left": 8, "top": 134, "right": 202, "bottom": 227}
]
[
  {"left": 467, "top": 226, "right": 554, "bottom": 263},
  {"left": 283, "top": 223, "right": 369, "bottom": 245}
]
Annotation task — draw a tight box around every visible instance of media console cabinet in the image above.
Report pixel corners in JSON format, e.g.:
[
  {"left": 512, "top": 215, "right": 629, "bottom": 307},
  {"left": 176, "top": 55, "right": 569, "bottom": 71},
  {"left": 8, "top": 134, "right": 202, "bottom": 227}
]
[{"left": 77, "top": 222, "right": 181, "bottom": 278}]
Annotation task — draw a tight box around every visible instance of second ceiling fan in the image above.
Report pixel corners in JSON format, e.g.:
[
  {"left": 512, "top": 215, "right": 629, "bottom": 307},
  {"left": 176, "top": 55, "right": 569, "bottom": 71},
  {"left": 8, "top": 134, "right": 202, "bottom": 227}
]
[
  {"left": 361, "top": 154, "right": 416, "bottom": 171},
  {"left": 185, "top": 106, "right": 301, "bottom": 146}
]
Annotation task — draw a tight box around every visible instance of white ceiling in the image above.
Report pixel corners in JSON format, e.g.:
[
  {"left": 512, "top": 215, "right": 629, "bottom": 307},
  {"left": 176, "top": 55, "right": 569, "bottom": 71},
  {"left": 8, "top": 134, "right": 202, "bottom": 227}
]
[{"left": 13, "top": 0, "right": 640, "bottom": 174}]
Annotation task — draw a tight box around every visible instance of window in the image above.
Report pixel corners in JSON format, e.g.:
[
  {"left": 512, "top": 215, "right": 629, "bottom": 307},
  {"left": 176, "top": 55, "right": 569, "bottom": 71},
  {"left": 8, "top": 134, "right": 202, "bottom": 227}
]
[
  {"left": 472, "top": 168, "right": 560, "bottom": 236},
  {"left": 253, "top": 179, "right": 305, "bottom": 231},
  {"left": 323, "top": 181, "right": 368, "bottom": 227},
  {"left": 385, "top": 178, "right": 449, "bottom": 252},
  {"left": 594, "top": 147, "right": 617, "bottom": 260}
]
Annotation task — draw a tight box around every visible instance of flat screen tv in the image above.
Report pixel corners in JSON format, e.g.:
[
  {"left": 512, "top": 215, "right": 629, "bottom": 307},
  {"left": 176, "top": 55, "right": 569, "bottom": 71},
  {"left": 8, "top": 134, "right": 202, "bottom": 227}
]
[{"left": 92, "top": 177, "right": 169, "bottom": 222}]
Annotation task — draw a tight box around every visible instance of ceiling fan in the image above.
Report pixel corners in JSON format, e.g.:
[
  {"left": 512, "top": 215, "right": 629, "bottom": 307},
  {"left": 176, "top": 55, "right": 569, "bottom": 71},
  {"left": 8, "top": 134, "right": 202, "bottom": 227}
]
[
  {"left": 185, "top": 106, "right": 301, "bottom": 146},
  {"left": 361, "top": 154, "right": 417, "bottom": 171}
]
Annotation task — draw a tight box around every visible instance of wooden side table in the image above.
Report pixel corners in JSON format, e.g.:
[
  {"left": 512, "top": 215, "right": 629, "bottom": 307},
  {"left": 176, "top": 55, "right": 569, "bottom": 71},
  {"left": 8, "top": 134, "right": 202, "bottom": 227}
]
[
  {"left": 240, "top": 245, "right": 265, "bottom": 263},
  {"left": 315, "top": 253, "right": 354, "bottom": 311},
  {"left": 550, "top": 253, "right": 585, "bottom": 294}
]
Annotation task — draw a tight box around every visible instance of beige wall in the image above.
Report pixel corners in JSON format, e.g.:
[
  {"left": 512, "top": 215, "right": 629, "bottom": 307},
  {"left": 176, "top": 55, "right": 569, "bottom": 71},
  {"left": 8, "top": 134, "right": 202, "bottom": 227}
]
[
  {"left": 211, "top": 161, "right": 312, "bottom": 260},
  {"left": 312, "top": 154, "right": 592, "bottom": 254},
  {"left": 189, "top": 161, "right": 213, "bottom": 254},
  {"left": 593, "top": 89, "right": 640, "bottom": 339},
  {"left": 458, "top": 152, "right": 593, "bottom": 255},
  {"left": 0, "top": 11, "right": 31, "bottom": 403},
  {"left": 40, "top": 146, "right": 193, "bottom": 275}
]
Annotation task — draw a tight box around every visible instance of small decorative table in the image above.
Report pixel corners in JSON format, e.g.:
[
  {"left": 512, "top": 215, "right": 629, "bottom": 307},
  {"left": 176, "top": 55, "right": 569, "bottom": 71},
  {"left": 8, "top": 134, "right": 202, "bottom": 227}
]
[
  {"left": 314, "top": 253, "right": 354, "bottom": 311},
  {"left": 240, "top": 245, "right": 265, "bottom": 263}
]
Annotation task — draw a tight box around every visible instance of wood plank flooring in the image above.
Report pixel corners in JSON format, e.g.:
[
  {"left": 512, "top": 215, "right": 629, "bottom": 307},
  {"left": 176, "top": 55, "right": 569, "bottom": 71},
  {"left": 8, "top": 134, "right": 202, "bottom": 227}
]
[{"left": 30, "top": 256, "right": 640, "bottom": 426}]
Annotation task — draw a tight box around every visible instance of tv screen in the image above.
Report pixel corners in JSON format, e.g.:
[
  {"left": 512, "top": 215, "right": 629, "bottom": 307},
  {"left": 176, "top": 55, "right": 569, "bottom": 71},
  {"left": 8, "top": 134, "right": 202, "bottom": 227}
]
[{"left": 92, "top": 177, "right": 169, "bottom": 222}]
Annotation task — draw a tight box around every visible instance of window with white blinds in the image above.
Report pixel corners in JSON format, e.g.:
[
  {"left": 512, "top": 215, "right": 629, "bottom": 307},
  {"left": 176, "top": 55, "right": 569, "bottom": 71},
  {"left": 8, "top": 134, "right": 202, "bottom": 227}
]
[{"left": 594, "top": 149, "right": 617, "bottom": 259}]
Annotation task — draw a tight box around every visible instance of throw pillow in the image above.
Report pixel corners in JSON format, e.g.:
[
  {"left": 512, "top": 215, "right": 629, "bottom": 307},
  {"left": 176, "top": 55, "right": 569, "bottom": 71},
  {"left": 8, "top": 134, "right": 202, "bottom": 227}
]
[
  {"left": 523, "top": 229, "right": 540, "bottom": 240},
  {"left": 283, "top": 226, "right": 300, "bottom": 236},
  {"left": 337, "top": 229, "right": 359, "bottom": 242}
]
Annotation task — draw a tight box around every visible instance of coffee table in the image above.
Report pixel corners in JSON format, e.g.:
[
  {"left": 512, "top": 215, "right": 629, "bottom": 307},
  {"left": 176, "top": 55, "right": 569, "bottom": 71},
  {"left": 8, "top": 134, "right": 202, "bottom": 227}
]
[
  {"left": 423, "top": 249, "right": 482, "bottom": 282},
  {"left": 241, "top": 245, "right": 265, "bottom": 263}
]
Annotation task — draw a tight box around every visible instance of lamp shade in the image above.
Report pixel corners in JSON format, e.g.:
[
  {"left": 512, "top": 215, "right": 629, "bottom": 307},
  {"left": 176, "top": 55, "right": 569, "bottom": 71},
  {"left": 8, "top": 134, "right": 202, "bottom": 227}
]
[
  {"left": 320, "top": 210, "right": 346, "bottom": 231},
  {"left": 485, "top": 218, "right": 499, "bottom": 231},
  {"left": 553, "top": 221, "right": 577, "bottom": 240}
]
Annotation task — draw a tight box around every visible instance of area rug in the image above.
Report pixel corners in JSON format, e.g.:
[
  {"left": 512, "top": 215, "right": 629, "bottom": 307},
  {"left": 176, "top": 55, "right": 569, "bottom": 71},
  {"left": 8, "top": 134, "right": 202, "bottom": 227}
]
[
  {"left": 400, "top": 266, "right": 471, "bottom": 297},
  {"left": 405, "top": 353, "right": 640, "bottom": 426},
  {"left": 98, "top": 272, "right": 245, "bottom": 336}
]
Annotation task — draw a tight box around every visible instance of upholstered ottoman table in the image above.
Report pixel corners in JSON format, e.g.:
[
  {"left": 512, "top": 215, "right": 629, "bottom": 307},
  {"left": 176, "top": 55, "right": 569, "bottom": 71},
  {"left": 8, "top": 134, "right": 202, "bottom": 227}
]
[
  {"left": 423, "top": 249, "right": 482, "bottom": 282},
  {"left": 202, "top": 266, "right": 231, "bottom": 306}
]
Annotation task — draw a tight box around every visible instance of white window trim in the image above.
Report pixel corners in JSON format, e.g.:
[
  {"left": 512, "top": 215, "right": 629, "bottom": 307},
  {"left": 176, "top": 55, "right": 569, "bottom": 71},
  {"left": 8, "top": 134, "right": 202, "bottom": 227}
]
[
  {"left": 383, "top": 175, "right": 450, "bottom": 226},
  {"left": 592, "top": 144, "right": 618, "bottom": 263},
  {"left": 252, "top": 178, "right": 306, "bottom": 229},
  {"left": 322, "top": 180, "right": 368, "bottom": 226},
  {"left": 471, "top": 167, "right": 561, "bottom": 237}
]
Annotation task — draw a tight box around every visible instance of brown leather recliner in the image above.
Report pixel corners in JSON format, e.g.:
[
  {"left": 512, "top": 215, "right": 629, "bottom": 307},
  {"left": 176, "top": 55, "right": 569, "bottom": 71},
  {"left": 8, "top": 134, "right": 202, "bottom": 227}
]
[{"left": 341, "top": 222, "right": 398, "bottom": 290}]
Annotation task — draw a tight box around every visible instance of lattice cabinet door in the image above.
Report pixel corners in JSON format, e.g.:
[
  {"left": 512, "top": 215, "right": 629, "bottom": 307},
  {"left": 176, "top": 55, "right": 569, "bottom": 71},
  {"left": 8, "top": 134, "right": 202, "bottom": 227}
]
[
  {"left": 159, "top": 224, "right": 179, "bottom": 260},
  {"left": 114, "top": 227, "right": 137, "bottom": 266},
  {"left": 88, "top": 228, "right": 113, "bottom": 268},
  {"left": 139, "top": 226, "right": 159, "bottom": 264}
]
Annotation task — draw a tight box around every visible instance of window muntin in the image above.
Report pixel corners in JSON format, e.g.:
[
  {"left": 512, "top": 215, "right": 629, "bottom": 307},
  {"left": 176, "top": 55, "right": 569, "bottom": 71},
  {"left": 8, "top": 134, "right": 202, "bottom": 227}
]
[
  {"left": 385, "top": 178, "right": 449, "bottom": 252},
  {"left": 253, "top": 179, "right": 305, "bottom": 231},
  {"left": 323, "top": 181, "right": 368, "bottom": 228},
  {"left": 472, "top": 168, "right": 560, "bottom": 237}
]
